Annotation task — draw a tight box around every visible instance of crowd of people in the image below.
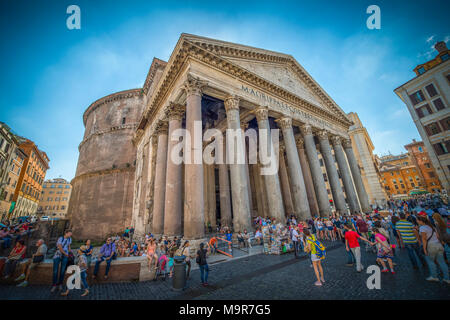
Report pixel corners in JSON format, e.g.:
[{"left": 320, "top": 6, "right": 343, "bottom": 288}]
[{"left": 0, "top": 193, "right": 448, "bottom": 294}]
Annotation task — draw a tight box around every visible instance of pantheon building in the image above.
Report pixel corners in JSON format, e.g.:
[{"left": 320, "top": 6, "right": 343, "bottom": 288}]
[{"left": 68, "top": 34, "right": 371, "bottom": 241}]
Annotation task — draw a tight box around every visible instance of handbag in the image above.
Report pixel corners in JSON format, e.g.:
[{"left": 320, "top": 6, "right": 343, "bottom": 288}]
[{"left": 32, "top": 255, "right": 44, "bottom": 263}]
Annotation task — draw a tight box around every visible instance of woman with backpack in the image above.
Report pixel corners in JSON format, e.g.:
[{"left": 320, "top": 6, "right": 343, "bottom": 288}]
[
  {"left": 303, "top": 229, "right": 325, "bottom": 286},
  {"left": 417, "top": 216, "right": 449, "bottom": 284},
  {"left": 196, "top": 242, "right": 209, "bottom": 286}
]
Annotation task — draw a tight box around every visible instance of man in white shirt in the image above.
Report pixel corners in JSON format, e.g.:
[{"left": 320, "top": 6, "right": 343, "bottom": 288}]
[{"left": 291, "top": 227, "right": 300, "bottom": 259}]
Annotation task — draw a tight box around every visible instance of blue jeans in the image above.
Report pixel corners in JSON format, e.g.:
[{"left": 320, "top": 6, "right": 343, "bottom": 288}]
[
  {"left": 405, "top": 243, "right": 421, "bottom": 268},
  {"left": 424, "top": 242, "right": 449, "bottom": 280},
  {"left": 53, "top": 256, "right": 68, "bottom": 286},
  {"left": 94, "top": 256, "right": 112, "bottom": 276},
  {"left": 293, "top": 241, "right": 299, "bottom": 257},
  {"left": 81, "top": 271, "right": 89, "bottom": 290},
  {"left": 199, "top": 264, "right": 209, "bottom": 283},
  {"left": 1, "top": 237, "right": 11, "bottom": 249}
]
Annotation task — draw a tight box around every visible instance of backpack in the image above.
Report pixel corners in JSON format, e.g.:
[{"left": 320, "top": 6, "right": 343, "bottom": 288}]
[{"left": 308, "top": 236, "right": 326, "bottom": 260}]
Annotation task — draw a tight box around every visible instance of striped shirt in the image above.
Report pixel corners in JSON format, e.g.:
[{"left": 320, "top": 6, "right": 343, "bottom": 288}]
[{"left": 395, "top": 220, "right": 417, "bottom": 244}]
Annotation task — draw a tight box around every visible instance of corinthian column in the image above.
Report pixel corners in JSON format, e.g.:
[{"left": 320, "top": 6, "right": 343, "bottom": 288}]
[
  {"left": 183, "top": 75, "right": 206, "bottom": 239},
  {"left": 295, "top": 136, "right": 320, "bottom": 216},
  {"left": 163, "top": 104, "right": 184, "bottom": 237},
  {"left": 276, "top": 117, "right": 311, "bottom": 220},
  {"left": 332, "top": 137, "right": 360, "bottom": 214},
  {"left": 300, "top": 124, "right": 331, "bottom": 217},
  {"left": 278, "top": 145, "right": 295, "bottom": 215},
  {"left": 254, "top": 106, "right": 285, "bottom": 224},
  {"left": 224, "top": 96, "right": 252, "bottom": 232},
  {"left": 217, "top": 135, "right": 232, "bottom": 228},
  {"left": 318, "top": 131, "right": 347, "bottom": 214},
  {"left": 152, "top": 121, "right": 169, "bottom": 235},
  {"left": 343, "top": 139, "right": 371, "bottom": 213}
]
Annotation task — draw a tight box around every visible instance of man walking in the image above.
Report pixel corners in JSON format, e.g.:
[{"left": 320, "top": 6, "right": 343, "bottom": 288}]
[
  {"left": 196, "top": 243, "right": 210, "bottom": 287},
  {"left": 395, "top": 212, "right": 423, "bottom": 270},
  {"left": 93, "top": 237, "right": 116, "bottom": 280},
  {"left": 291, "top": 226, "right": 300, "bottom": 258},
  {"left": 344, "top": 224, "right": 372, "bottom": 272}
]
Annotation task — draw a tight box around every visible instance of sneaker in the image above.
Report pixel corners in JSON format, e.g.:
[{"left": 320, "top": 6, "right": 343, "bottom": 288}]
[
  {"left": 425, "top": 276, "right": 439, "bottom": 282},
  {"left": 391, "top": 271, "right": 395, "bottom": 274},
  {"left": 81, "top": 289, "right": 89, "bottom": 297},
  {"left": 314, "top": 281, "right": 322, "bottom": 286},
  {"left": 15, "top": 274, "right": 25, "bottom": 282},
  {"left": 50, "top": 286, "right": 57, "bottom": 293},
  {"left": 381, "top": 268, "right": 389, "bottom": 273},
  {"left": 17, "top": 281, "right": 28, "bottom": 287}
]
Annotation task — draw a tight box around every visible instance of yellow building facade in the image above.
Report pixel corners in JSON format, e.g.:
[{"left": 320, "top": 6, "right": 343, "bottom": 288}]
[{"left": 39, "top": 178, "right": 72, "bottom": 219}]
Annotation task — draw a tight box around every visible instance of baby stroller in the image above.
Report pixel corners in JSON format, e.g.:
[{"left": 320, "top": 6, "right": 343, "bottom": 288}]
[{"left": 153, "top": 254, "right": 169, "bottom": 281}]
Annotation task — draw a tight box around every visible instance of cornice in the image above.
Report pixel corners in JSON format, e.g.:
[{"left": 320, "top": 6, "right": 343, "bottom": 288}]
[
  {"left": 78, "top": 123, "right": 138, "bottom": 150},
  {"left": 83, "top": 89, "right": 142, "bottom": 126},
  {"left": 142, "top": 58, "right": 168, "bottom": 96},
  {"left": 71, "top": 165, "right": 135, "bottom": 184}
]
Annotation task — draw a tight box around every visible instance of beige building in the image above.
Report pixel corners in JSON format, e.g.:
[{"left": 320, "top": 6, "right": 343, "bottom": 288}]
[
  {"left": 0, "top": 122, "right": 19, "bottom": 218},
  {"left": 70, "top": 34, "right": 372, "bottom": 241},
  {"left": 394, "top": 41, "right": 450, "bottom": 192},
  {"left": 39, "top": 178, "right": 72, "bottom": 219},
  {"left": 347, "top": 112, "right": 387, "bottom": 207}
]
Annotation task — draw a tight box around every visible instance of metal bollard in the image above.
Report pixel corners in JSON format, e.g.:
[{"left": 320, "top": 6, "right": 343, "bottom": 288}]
[{"left": 172, "top": 255, "right": 186, "bottom": 291}]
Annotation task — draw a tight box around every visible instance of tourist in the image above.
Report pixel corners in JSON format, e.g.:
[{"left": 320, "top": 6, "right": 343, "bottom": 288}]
[
  {"left": 303, "top": 229, "right": 325, "bottom": 286},
  {"left": 342, "top": 224, "right": 356, "bottom": 267},
  {"left": 344, "top": 224, "right": 372, "bottom": 272},
  {"left": 254, "top": 228, "right": 262, "bottom": 245},
  {"left": 123, "top": 227, "right": 130, "bottom": 239},
  {"left": 371, "top": 228, "right": 395, "bottom": 274},
  {"left": 61, "top": 245, "right": 90, "bottom": 297},
  {"left": 390, "top": 215, "right": 404, "bottom": 249},
  {"left": 129, "top": 227, "right": 135, "bottom": 243},
  {"left": 2, "top": 239, "right": 26, "bottom": 279},
  {"left": 146, "top": 238, "right": 158, "bottom": 271},
  {"left": 51, "top": 230, "right": 72, "bottom": 292},
  {"left": 226, "top": 229, "right": 233, "bottom": 252},
  {"left": 243, "top": 229, "right": 252, "bottom": 248},
  {"left": 83, "top": 240, "right": 93, "bottom": 269},
  {"left": 16, "top": 239, "right": 47, "bottom": 287},
  {"left": 208, "top": 237, "right": 218, "bottom": 254},
  {"left": 325, "top": 218, "right": 335, "bottom": 241},
  {"left": 0, "top": 227, "right": 11, "bottom": 249},
  {"left": 168, "top": 249, "right": 175, "bottom": 278},
  {"left": 237, "top": 231, "right": 245, "bottom": 248},
  {"left": 395, "top": 212, "right": 423, "bottom": 270},
  {"left": 196, "top": 242, "right": 209, "bottom": 286},
  {"left": 417, "top": 216, "right": 449, "bottom": 283},
  {"left": 291, "top": 226, "right": 300, "bottom": 258},
  {"left": 93, "top": 237, "right": 116, "bottom": 280},
  {"left": 356, "top": 215, "right": 370, "bottom": 251},
  {"left": 180, "top": 241, "right": 191, "bottom": 279}
]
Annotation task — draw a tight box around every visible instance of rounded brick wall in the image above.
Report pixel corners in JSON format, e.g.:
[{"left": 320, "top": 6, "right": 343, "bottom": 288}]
[{"left": 68, "top": 89, "right": 144, "bottom": 240}]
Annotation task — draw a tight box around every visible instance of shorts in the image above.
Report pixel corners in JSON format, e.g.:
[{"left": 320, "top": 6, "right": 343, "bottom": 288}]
[
  {"left": 311, "top": 254, "right": 321, "bottom": 262},
  {"left": 327, "top": 227, "right": 333, "bottom": 231},
  {"left": 377, "top": 248, "right": 393, "bottom": 259}
]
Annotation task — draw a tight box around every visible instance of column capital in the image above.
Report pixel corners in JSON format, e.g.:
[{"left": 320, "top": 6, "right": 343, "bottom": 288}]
[
  {"left": 224, "top": 95, "right": 240, "bottom": 112},
  {"left": 318, "top": 130, "right": 330, "bottom": 142},
  {"left": 154, "top": 120, "right": 168, "bottom": 136},
  {"left": 183, "top": 74, "right": 207, "bottom": 97},
  {"left": 299, "top": 124, "right": 313, "bottom": 136},
  {"left": 342, "top": 138, "right": 353, "bottom": 148},
  {"left": 275, "top": 117, "right": 292, "bottom": 130},
  {"left": 253, "top": 106, "right": 269, "bottom": 122},
  {"left": 295, "top": 135, "right": 304, "bottom": 148},
  {"left": 165, "top": 103, "right": 185, "bottom": 121},
  {"left": 331, "top": 135, "right": 343, "bottom": 146}
]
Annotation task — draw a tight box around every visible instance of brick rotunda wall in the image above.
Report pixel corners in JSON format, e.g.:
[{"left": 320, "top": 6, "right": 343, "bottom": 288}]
[{"left": 68, "top": 89, "right": 144, "bottom": 241}]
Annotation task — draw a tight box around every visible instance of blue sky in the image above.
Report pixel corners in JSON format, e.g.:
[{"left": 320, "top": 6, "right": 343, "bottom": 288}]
[{"left": 1, "top": 0, "right": 449, "bottom": 180}]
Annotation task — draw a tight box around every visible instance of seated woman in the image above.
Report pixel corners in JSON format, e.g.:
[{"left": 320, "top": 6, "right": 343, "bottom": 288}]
[
  {"left": 146, "top": 239, "right": 158, "bottom": 271},
  {"left": 2, "top": 240, "right": 26, "bottom": 279}
]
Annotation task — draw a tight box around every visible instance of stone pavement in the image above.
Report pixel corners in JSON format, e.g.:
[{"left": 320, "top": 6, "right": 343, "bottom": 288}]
[{"left": 0, "top": 241, "right": 448, "bottom": 300}]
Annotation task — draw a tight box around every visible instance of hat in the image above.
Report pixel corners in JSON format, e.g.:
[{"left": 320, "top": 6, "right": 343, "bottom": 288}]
[{"left": 418, "top": 211, "right": 427, "bottom": 217}]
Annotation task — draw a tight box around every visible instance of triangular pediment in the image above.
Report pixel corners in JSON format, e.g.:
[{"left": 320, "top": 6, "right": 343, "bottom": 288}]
[
  {"left": 224, "top": 57, "right": 325, "bottom": 111},
  {"left": 181, "top": 34, "right": 351, "bottom": 124}
]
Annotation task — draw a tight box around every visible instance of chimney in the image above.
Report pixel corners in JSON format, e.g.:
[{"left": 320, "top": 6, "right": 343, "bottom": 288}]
[{"left": 434, "top": 41, "right": 447, "bottom": 53}]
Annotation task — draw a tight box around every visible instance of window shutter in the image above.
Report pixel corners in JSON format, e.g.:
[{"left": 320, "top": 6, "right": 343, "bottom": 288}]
[{"left": 415, "top": 108, "right": 424, "bottom": 118}]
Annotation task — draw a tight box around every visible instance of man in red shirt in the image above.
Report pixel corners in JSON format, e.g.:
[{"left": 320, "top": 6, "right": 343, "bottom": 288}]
[{"left": 344, "top": 224, "right": 372, "bottom": 272}]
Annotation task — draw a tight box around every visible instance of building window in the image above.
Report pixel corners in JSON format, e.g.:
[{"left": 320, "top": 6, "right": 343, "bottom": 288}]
[
  {"left": 409, "top": 90, "right": 425, "bottom": 105},
  {"left": 433, "top": 141, "right": 450, "bottom": 155},
  {"left": 418, "top": 146, "right": 423, "bottom": 152},
  {"left": 440, "top": 117, "right": 450, "bottom": 131},
  {"left": 394, "top": 185, "right": 399, "bottom": 190},
  {"left": 392, "top": 179, "right": 397, "bottom": 184},
  {"left": 122, "top": 117, "right": 126, "bottom": 125},
  {"left": 441, "top": 53, "right": 450, "bottom": 61},
  {"left": 425, "top": 163, "right": 431, "bottom": 168},
  {"left": 411, "top": 183, "right": 415, "bottom": 188},
  {"left": 417, "top": 67, "right": 426, "bottom": 75},
  {"left": 433, "top": 98, "right": 446, "bottom": 111},
  {"left": 425, "top": 122, "right": 442, "bottom": 136},
  {"left": 425, "top": 84, "right": 438, "bottom": 97},
  {"left": 429, "top": 172, "right": 435, "bottom": 178},
  {"left": 401, "top": 184, "right": 405, "bottom": 189}
]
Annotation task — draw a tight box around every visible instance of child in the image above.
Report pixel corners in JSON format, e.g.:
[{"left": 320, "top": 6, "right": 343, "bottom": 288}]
[{"left": 371, "top": 228, "right": 395, "bottom": 274}]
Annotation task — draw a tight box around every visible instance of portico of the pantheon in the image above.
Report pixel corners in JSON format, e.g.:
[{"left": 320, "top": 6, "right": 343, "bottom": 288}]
[{"left": 69, "top": 34, "right": 371, "bottom": 242}]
